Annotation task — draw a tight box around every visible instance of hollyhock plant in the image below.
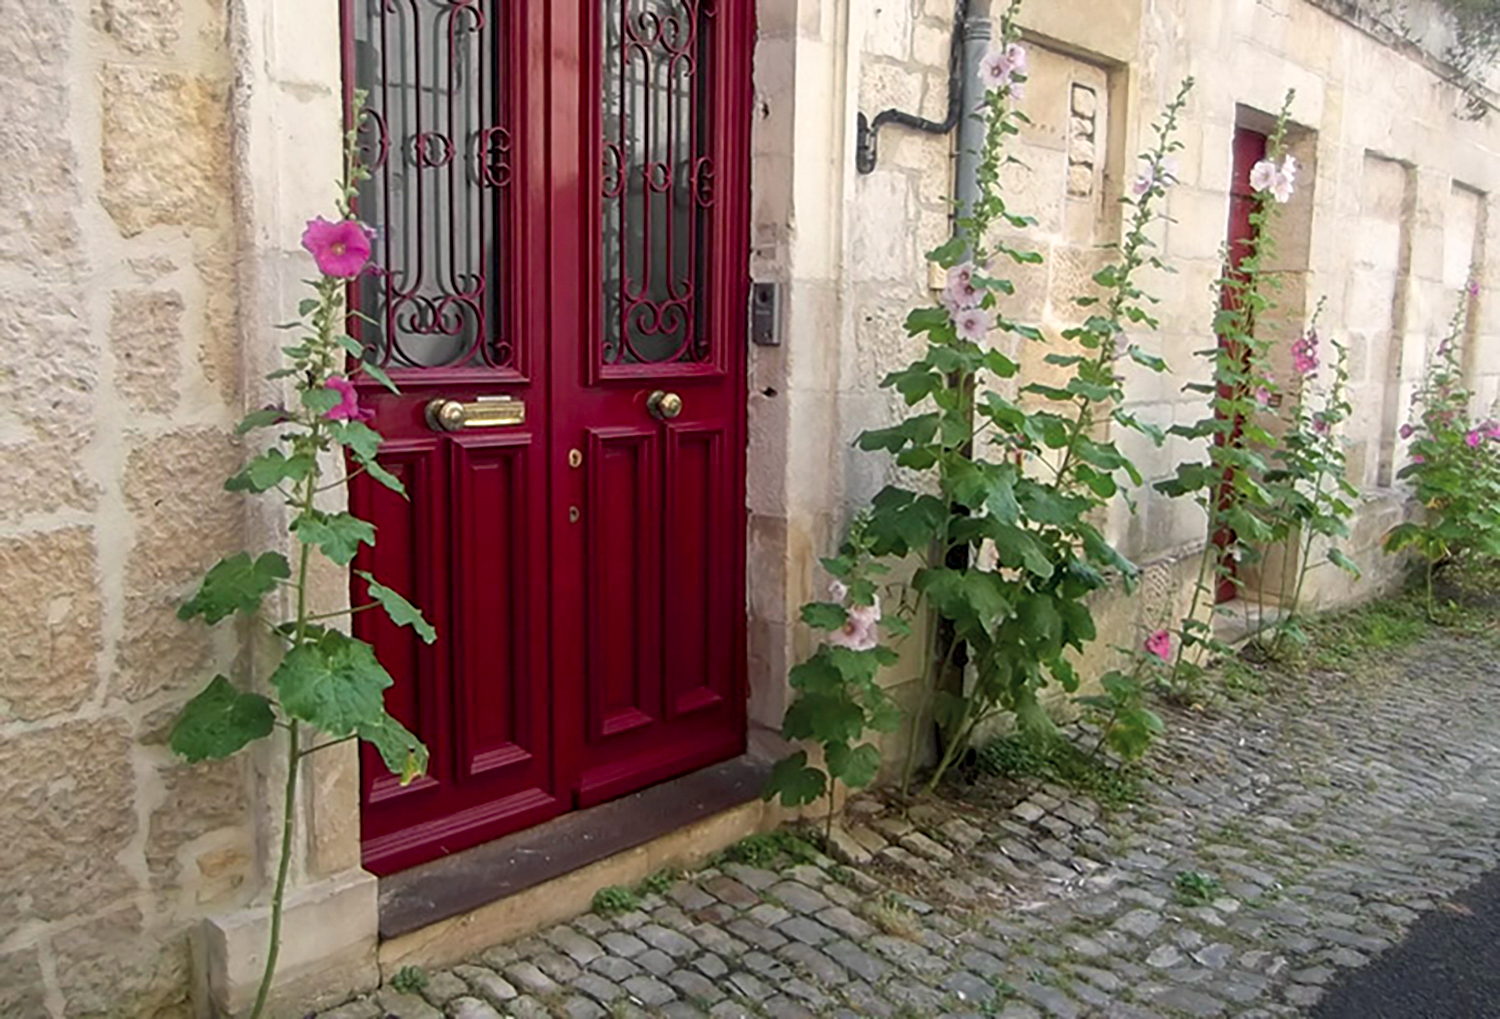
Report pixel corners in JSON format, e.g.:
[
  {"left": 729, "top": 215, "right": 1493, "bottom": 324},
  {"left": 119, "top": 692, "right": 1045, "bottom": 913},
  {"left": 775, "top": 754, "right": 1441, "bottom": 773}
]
[
  {"left": 169, "top": 94, "right": 428, "bottom": 1019},
  {"left": 1145, "top": 630, "right": 1173, "bottom": 662},
  {"left": 1292, "top": 330, "right": 1319, "bottom": 376},
  {"left": 302, "top": 216, "right": 374, "bottom": 278},
  {"left": 979, "top": 42, "right": 1028, "bottom": 94}
]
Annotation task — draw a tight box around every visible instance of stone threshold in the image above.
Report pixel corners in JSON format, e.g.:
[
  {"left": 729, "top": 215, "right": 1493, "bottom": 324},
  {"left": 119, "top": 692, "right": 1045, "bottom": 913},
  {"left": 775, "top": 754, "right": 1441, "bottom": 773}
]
[{"left": 378, "top": 749, "right": 777, "bottom": 942}]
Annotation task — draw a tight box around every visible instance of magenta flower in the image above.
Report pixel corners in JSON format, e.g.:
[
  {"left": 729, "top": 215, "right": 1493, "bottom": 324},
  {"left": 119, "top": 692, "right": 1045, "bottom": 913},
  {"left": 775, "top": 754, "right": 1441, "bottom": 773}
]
[
  {"left": 1412, "top": 454, "right": 1426, "bottom": 464},
  {"left": 954, "top": 307, "right": 990, "bottom": 341},
  {"left": 829, "top": 598, "right": 882, "bottom": 652},
  {"left": 325, "top": 376, "right": 375, "bottom": 424},
  {"left": 1254, "top": 386, "right": 1272, "bottom": 407},
  {"left": 1292, "top": 331, "right": 1319, "bottom": 376},
  {"left": 1467, "top": 430, "right": 1483, "bottom": 448},
  {"left": 1145, "top": 630, "right": 1172, "bottom": 662},
  {"left": 1469, "top": 278, "right": 1481, "bottom": 297},
  {"left": 302, "top": 217, "right": 374, "bottom": 279},
  {"left": 1399, "top": 423, "right": 1415, "bottom": 440},
  {"left": 1313, "top": 416, "right": 1330, "bottom": 436}
]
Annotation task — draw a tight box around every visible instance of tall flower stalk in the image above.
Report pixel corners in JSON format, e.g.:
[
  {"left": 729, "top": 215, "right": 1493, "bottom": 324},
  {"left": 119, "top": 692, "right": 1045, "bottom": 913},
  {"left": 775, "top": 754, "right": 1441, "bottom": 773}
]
[
  {"left": 1157, "top": 90, "right": 1298, "bottom": 689},
  {"left": 168, "top": 97, "right": 429, "bottom": 1019}
]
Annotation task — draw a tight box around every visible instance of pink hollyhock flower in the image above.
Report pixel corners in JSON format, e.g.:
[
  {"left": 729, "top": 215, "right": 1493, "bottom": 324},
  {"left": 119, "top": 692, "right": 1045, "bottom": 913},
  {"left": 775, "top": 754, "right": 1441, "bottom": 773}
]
[
  {"left": 1411, "top": 454, "right": 1426, "bottom": 464},
  {"left": 954, "top": 307, "right": 990, "bottom": 341},
  {"left": 830, "top": 597, "right": 882, "bottom": 652},
  {"left": 829, "top": 580, "right": 849, "bottom": 604},
  {"left": 1313, "top": 416, "right": 1330, "bottom": 435},
  {"left": 1469, "top": 278, "right": 1481, "bottom": 297},
  {"left": 1249, "top": 159, "right": 1279, "bottom": 194},
  {"left": 1399, "top": 423, "right": 1415, "bottom": 440},
  {"left": 1292, "top": 332, "right": 1319, "bottom": 376},
  {"left": 1467, "top": 430, "right": 1483, "bottom": 448},
  {"left": 1145, "top": 629, "right": 1172, "bottom": 662},
  {"left": 302, "top": 217, "right": 374, "bottom": 278},
  {"left": 978, "top": 43, "right": 1028, "bottom": 93},
  {"left": 1254, "top": 386, "right": 1272, "bottom": 407},
  {"left": 943, "top": 262, "right": 983, "bottom": 312},
  {"left": 325, "top": 376, "right": 375, "bottom": 423}
]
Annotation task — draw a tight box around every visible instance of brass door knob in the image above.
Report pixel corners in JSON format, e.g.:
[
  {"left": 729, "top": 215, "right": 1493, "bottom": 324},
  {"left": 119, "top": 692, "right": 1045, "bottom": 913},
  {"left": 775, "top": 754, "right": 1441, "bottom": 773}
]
[{"left": 647, "top": 391, "right": 684, "bottom": 421}]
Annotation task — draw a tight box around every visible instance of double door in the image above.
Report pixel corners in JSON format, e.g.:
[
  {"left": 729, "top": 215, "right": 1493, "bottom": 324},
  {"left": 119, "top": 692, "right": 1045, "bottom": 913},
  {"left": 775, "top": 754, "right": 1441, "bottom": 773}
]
[{"left": 342, "top": 0, "right": 752, "bottom": 875}]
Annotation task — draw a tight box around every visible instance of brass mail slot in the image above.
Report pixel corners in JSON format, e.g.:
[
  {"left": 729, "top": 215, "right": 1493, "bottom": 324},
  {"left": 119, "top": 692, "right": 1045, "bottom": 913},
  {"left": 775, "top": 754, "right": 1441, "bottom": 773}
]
[{"left": 426, "top": 396, "right": 526, "bottom": 432}]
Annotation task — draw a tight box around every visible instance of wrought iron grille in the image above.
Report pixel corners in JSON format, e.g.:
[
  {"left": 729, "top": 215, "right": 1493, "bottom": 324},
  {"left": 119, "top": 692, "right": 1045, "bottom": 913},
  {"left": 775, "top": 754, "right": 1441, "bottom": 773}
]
[
  {"left": 601, "top": 0, "right": 717, "bottom": 367},
  {"left": 350, "top": 0, "right": 510, "bottom": 371}
]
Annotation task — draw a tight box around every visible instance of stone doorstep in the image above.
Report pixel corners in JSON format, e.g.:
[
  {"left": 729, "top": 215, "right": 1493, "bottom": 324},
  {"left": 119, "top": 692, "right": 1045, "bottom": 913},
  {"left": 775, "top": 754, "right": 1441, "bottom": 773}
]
[{"left": 375, "top": 752, "right": 788, "bottom": 978}]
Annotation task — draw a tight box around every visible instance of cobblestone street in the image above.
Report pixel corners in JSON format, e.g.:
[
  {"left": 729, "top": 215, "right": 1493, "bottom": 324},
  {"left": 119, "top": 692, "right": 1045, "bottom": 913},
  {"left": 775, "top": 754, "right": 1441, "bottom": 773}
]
[{"left": 327, "top": 627, "right": 1500, "bottom": 1019}]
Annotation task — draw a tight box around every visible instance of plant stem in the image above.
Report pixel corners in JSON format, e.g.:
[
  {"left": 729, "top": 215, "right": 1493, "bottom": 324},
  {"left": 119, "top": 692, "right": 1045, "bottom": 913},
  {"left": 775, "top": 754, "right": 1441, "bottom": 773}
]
[{"left": 250, "top": 720, "right": 299, "bottom": 1019}]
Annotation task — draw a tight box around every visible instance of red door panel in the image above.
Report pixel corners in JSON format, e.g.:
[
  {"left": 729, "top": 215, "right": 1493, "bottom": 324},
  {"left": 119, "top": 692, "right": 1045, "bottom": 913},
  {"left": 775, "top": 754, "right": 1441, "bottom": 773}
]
[{"left": 345, "top": 0, "right": 750, "bottom": 874}]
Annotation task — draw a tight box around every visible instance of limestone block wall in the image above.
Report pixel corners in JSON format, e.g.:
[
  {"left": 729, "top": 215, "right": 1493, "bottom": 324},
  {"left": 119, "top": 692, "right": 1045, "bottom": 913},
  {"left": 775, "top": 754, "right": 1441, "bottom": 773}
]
[
  {"left": 0, "top": 0, "right": 252, "bottom": 1014},
  {"left": 785, "top": 0, "right": 1500, "bottom": 655}
]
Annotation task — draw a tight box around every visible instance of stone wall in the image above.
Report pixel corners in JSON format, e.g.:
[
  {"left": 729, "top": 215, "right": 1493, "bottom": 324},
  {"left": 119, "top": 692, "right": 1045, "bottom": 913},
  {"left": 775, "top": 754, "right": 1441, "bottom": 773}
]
[
  {"left": 763, "top": 0, "right": 1500, "bottom": 662},
  {"left": 0, "top": 0, "right": 251, "bottom": 1014}
]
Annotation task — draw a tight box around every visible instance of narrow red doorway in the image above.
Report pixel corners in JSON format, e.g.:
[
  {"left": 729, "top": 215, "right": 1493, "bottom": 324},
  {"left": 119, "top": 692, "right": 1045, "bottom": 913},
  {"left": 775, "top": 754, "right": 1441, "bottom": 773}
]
[
  {"left": 343, "top": 0, "right": 753, "bottom": 876},
  {"left": 1213, "top": 125, "right": 1270, "bottom": 604}
]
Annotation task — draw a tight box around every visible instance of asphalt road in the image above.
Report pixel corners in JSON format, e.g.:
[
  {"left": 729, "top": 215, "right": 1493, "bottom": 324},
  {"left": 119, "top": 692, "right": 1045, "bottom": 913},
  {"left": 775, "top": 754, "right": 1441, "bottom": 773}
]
[{"left": 1311, "top": 867, "right": 1500, "bottom": 1019}]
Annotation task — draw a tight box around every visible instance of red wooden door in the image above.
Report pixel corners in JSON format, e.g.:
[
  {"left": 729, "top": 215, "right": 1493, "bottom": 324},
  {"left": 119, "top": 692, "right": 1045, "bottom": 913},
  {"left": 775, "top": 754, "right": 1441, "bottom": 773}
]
[
  {"left": 345, "top": 0, "right": 751, "bottom": 876},
  {"left": 1214, "top": 126, "right": 1269, "bottom": 604}
]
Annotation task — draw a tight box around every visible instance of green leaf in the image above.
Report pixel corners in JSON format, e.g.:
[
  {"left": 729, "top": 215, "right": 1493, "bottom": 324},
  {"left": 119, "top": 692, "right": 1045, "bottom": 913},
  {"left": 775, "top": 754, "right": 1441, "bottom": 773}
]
[
  {"left": 764, "top": 751, "right": 827, "bottom": 807},
  {"left": 271, "top": 630, "right": 394, "bottom": 735},
  {"left": 801, "top": 602, "right": 849, "bottom": 632},
  {"left": 825, "top": 742, "right": 881, "bottom": 789},
  {"left": 357, "top": 713, "right": 430, "bottom": 785},
  {"left": 301, "top": 387, "right": 343, "bottom": 415},
  {"left": 360, "top": 360, "right": 401, "bottom": 394},
  {"left": 170, "top": 676, "right": 275, "bottom": 763},
  {"left": 1327, "top": 547, "right": 1362, "bottom": 578},
  {"left": 236, "top": 408, "right": 292, "bottom": 435},
  {"left": 293, "top": 511, "right": 377, "bottom": 565},
  {"left": 226, "top": 450, "right": 317, "bottom": 493},
  {"left": 298, "top": 297, "right": 321, "bottom": 317},
  {"left": 356, "top": 571, "right": 437, "bottom": 643},
  {"left": 783, "top": 693, "right": 867, "bottom": 743},
  {"left": 331, "top": 420, "right": 383, "bottom": 462},
  {"left": 362, "top": 459, "right": 408, "bottom": 498},
  {"left": 179, "top": 552, "right": 291, "bottom": 624}
]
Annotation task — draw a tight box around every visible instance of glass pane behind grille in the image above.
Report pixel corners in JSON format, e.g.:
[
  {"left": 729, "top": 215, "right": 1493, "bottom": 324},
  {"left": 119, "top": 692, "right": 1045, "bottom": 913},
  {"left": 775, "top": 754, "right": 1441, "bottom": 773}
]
[
  {"left": 601, "top": 0, "right": 716, "bottom": 367},
  {"left": 352, "top": 0, "right": 510, "bottom": 370}
]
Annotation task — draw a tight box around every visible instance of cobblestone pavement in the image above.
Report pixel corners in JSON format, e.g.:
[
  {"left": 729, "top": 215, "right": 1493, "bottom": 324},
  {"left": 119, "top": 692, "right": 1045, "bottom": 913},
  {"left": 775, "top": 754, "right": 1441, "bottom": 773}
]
[{"left": 324, "top": 630, "right": 1500, "bottom": 1019}]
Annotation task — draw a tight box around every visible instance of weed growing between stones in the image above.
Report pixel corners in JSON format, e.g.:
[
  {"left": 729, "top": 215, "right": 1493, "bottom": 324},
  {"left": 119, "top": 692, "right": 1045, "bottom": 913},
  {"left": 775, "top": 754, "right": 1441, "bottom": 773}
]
[
  {"left": 1173, "top": 870, "right": 1224, "bottom": 906},
  {"left": 973, "top": 730, "right": 1141, "bottom": 808},
  {"left": 590, "top": 886, "right": 642, "bottom": 916},
  {"left": 712, "top": 831, "right": 820, "bottom": 870},
  {"left": 388, "top": 966, "right": 428, "bottom": 996}
]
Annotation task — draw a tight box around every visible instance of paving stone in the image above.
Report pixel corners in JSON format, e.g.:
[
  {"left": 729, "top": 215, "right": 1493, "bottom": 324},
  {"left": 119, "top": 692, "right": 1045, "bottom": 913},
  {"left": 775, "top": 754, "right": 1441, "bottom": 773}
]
[
  {"left": 701, "top": 875, "right": 760, "bottom": 908},
  {"left": 506, "top": 997, "right": 551, "bottom": 1019},
  {"left": 559, "top": 996, "right": 607, "bottom": 1019},
  {"left": 623, "top": 974, "right": 677, "bottom": 1007},
  {"left": 778, "top": 940, "right": 847, "bottom": 984},
  {"left": 760, "top": 996, "right": 818, "bottom": 1019},
  {"left": 901, "top": 830, "right": 957, "bottom": 863},
  {"left": 421, "top": 971, "right": 470, "bottom": 1007},
  {"left": 589, "top": 955, "right": 642, "bottom": 982},
  {"left": 376, "top": 990, "right": 442, "bottom": 1019},
  {"left": 572, "top": 972, "right": 625, "bottom": 1004},
  {"left": 636, "top": 948, "right": 676, "bottom": 976},
  {"left": 1015, "top": 980, "right": 1080, "bottom": 1019},
  {"left": 444, "top": 998, "right": 502, "bottom": 1019},
  {"left": 321, "top": 1000, "right": 382, "bottom": 1019},
  {"left": 721, "top": 863, "right": 779, "bottom": 890},
  {"left": 728, "top": 971, "right": 773, "bottom": 1001},
  {"left": 708, "top": 1003, "right": 756, "bottom": 1019},
  {"left": 693, "top": 952, "right": 729, "bottom": 979},
  {"left": 768, "top": 880, "right": 832, "bottom": 914},
  {"left": 501, "top": 962, "right": 558, "bottom": 997},
  {"left": 725, "top": 918, "right": 786, "bottom": 951},
  {"left": 547, "top": 927, "right": 607, "bottom": 967},
  {"left": 942, "top": 970, "right": 996, "bottom": 1005},
  {"left": 452, "top": 966, "right": 518, "bottom": 1007},
  {"left": 1153, "top": 986, "right": 1228, "bottom": 1016},
  {"left": 826, "top": 939, "right": 890, "bottom": 982},
  {"left": 638, "top": 924, "right": 698, "bottom": 958},
  {"left": 667, "top": 967, "right": 725, "bottom": 1004},
  {"left": 776, "top": 915, "right": 835, "bottom": 945},
  {"left": 600, "top": 930, "right": 649, "bottom": 959},
  {"left": 669, "top": 881, "right": 717, "bottom": 911}
]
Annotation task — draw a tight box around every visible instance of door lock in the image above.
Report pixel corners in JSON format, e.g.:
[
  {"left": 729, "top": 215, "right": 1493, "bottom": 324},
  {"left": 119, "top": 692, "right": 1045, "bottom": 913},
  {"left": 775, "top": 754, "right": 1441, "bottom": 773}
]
[
  {"left": 647, "top": 391, "right": 684, "bottom": 421},
  {"left": 426, "top": 396, "right": 525, "bottom": 431}
]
